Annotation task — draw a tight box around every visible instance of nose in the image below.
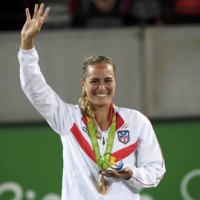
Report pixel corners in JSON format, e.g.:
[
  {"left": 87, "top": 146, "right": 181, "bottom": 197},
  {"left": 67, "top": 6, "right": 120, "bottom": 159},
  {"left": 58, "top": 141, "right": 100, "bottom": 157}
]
[{"left": 98, "top": 82, "right": 106, "bottom": 90}]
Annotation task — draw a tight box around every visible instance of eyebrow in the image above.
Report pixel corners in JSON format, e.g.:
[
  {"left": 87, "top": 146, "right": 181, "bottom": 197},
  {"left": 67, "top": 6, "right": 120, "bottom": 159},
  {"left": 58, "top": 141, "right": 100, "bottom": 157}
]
[{"left": 90, "top": 77, "right": 114, "bottom": 80}]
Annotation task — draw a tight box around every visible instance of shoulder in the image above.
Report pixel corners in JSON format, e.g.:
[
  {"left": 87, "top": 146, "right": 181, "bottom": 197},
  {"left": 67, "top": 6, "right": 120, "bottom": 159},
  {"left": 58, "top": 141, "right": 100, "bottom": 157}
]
[
  {"left": 68, "top": 103, "right": 82, "bottom": 115},
  {"left": 65, "top": 103, "right": 81, "bottom": 111},
  {"left": 117, "top": 106, "right": 151, "bottom": 124},
  {"left": 61, "top": 103, "right": 81, "bottom": 114},
  {"left": 72, "top": 104, "right": 80, "bottom": 109}
]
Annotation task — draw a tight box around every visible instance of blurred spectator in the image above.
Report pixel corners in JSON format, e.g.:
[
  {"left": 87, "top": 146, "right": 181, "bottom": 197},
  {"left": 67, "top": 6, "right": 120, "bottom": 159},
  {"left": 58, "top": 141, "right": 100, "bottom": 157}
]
[
  {"left": 158, "top": 0, "right": 200, "bottom": 25},
  {"left": 69, "top": 0, "right": 138, "bottom": 28},
  {"left": 2, "top": 0, "right": 199, "bottom": 31},
  {"left": 0, "top": 0, "right": 39, "bottom": 31},
  {"left": 132, "top": 0, "right": 161, "bottom": 25},
  {"left": 173, "top": 0, "right": 200, "bottom": 24},
  {"left": 157, "top": 0, "right": 174, "bottom": 24},
  {"left": 42, "top": 0, "right": 72, "bottom": 29}
]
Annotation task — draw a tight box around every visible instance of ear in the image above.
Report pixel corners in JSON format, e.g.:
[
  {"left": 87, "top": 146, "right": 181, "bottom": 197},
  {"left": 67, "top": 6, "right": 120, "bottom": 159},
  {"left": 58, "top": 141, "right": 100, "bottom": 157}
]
[{"left": 80, "top": 79, "right": 85, "bottom": 90}]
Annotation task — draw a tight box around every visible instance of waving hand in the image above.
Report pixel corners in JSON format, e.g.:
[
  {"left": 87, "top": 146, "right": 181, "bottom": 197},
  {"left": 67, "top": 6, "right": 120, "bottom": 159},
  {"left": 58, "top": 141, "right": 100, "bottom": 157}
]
[{"left": 21, "top": 4, "right": 50, "bottom": 50}]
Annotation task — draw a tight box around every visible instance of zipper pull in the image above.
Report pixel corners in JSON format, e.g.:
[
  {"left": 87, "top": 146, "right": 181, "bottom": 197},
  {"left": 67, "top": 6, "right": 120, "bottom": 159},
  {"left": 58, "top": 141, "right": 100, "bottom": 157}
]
[{"left": 102, "top": 137, "right": 105, "bottom": 145}]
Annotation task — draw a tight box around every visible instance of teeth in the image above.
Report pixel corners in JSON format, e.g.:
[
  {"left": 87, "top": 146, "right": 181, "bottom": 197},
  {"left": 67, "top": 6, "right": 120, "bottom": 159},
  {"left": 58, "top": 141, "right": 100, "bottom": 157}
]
[{"left": 96, "top": 94, "right": 107, "bottom": 97}]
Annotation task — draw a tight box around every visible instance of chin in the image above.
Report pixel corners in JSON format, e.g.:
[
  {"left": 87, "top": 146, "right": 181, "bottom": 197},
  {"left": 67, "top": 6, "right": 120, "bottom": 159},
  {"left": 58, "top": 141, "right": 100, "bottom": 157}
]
[{"left": 93, "top": 100, "right": 111, "bottom": 108}]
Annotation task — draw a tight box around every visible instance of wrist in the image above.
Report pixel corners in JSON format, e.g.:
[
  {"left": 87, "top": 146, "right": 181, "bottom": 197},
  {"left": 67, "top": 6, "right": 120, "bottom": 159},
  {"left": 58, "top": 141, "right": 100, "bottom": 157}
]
[{"left": 21, "top": 38, "right": 34, "bottom": 50}]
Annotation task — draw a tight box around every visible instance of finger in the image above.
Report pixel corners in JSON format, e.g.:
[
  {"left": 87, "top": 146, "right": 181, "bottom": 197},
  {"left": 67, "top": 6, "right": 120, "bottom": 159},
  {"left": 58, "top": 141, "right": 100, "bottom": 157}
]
[
  {"left": 111, "top": 169, "right": 132, "bottom": 179},
  {"left": 124, "top": 168, "right": 133, "bottom": 174},
  {"left": 41, "top": 7, "right": 50, "bottom": 24},
  {"left": 36, "top": 3, "right": 44, "bottom": 18},
  {"left": 32, "top": 4, "right": 38, "bottom": 19},
  {"left": 101, "top": 171, "right": 115, "bottom": 178},
  {"left": 111, "top": 170, "right": 123, "bottom": 178},
  {"left": 35, "top": 17, "right": 43, "bottom": 30},
  {"left": 124, "top": 168, "right": 133, "bottom": 179},
  {"left": 25, "top": 8, "right": 31, "bottom": 21}
]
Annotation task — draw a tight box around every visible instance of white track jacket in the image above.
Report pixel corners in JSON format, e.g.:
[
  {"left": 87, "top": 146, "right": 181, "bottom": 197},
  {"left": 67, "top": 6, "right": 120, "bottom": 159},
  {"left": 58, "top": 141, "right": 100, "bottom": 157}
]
[{"left": 18, "top": 47, "right": 166, "bottom": 200}]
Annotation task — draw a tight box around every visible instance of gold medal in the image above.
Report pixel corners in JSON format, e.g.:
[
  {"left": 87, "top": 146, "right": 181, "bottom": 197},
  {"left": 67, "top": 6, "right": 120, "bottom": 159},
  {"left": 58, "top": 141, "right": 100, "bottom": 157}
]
[{"left": 100, "top": 175, "right": 107, "bottom": 194}]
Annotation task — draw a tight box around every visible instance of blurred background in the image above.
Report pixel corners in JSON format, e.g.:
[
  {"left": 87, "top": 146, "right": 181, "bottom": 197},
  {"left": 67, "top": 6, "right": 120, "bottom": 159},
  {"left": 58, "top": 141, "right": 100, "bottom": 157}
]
[{"left": 0, "top": 0, "right": 200, "bottom": 200}]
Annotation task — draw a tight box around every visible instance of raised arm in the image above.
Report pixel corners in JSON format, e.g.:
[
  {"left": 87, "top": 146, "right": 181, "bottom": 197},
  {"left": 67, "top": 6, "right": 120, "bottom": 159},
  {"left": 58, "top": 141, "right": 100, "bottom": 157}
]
[
  {"left": 21, "top": 3, "right": 50, "bottom": 50},
  {"left": 18, "top": 4, "right": 74, "bottom": 135}
]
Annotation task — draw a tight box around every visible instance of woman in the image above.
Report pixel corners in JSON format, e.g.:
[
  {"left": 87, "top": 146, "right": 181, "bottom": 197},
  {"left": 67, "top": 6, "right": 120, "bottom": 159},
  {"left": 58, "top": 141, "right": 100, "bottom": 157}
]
[{"left": 18, "top": 4, "right": 165, "bottom": 200}]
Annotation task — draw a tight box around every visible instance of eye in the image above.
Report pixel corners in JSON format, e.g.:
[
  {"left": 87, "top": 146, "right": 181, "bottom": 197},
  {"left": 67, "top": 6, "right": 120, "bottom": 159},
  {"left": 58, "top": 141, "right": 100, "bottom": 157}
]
[
  {"left": 90, "top": 80, "right": 98, "bottom": 83},
  {"left": 105, "top": 79, "right": 113, "bottom": 82}
]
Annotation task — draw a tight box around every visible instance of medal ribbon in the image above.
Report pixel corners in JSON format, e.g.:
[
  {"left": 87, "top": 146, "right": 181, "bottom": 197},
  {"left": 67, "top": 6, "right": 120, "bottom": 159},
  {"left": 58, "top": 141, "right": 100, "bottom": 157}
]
[{"left": 86, "top": 106, "right": 116, "bottom": 170}]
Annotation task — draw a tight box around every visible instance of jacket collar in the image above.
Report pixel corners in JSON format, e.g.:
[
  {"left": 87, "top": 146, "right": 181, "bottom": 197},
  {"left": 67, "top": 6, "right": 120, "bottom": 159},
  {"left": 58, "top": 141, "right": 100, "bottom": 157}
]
[{"left": 81, "top": 102, "right": 124, "bottom": 130}]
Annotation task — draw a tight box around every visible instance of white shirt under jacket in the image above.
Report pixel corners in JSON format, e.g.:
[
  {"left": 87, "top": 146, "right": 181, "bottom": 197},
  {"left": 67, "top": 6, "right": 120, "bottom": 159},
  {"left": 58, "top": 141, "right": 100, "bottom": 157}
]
[{"left": 18, "top": 47, "right": 166, "bottom": 200}]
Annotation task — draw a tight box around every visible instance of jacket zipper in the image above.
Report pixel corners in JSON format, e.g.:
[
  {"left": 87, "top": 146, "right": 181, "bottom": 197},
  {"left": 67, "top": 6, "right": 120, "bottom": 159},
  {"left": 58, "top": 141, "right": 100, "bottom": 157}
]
[{"left": 102, "top": 136, "right": 105, "bottom": 145}]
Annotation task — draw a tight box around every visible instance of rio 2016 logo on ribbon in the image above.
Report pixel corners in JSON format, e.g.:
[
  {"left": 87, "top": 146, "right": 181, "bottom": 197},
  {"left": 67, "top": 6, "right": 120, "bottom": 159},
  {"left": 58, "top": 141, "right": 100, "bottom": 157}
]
[{"left": 99, "top": 152, "right": 124, "bottom": 173}]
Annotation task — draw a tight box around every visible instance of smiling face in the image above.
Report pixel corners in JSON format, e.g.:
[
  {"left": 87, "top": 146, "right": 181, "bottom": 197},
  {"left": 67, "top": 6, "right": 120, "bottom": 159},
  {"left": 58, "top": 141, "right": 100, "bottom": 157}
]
[{"left": 81, "top": 62, "right": 116, "bottom": 109}]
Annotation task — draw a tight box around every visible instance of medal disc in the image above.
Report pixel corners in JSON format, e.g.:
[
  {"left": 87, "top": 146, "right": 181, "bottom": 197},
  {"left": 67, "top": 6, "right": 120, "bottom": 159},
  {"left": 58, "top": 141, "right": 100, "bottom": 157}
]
[{"left": 100, "top": 175, "right": 107, "bottom": 194}]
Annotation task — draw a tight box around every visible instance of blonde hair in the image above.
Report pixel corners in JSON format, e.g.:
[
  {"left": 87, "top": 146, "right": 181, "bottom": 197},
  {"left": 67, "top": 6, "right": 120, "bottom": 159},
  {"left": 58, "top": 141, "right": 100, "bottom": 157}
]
[{"left": 78, "top": 55, "right": 116, "bottom": 138}]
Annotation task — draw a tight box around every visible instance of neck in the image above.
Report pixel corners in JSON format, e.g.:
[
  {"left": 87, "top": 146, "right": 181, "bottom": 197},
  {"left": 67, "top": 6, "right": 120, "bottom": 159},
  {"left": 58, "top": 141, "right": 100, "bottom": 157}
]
[{"left": 94, "top": 104, "right": 110, "bottom": 131}]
